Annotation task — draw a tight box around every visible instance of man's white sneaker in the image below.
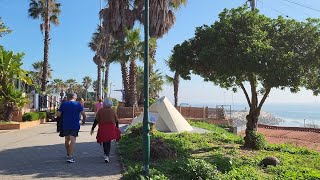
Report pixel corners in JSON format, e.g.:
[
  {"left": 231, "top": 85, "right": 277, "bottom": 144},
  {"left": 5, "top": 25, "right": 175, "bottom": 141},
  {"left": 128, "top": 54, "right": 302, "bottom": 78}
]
[
  {"left": 104, "top": 156, "right": 109, "bottom": 163},
  {"left": 67, "top": 157, "right": 75, "bottom": 163}
]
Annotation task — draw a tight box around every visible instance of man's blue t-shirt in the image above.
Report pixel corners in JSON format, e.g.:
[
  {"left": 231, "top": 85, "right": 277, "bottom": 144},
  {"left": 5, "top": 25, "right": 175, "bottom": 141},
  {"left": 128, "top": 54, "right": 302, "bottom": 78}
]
[{"left": 59, "top": 101, "right": 83, "bottom": 131}]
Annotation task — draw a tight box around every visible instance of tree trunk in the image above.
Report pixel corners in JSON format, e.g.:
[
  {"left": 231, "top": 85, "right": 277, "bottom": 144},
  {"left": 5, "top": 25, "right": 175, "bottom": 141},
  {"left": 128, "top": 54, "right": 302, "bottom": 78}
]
[
  {"left": 97, "top": 64, "right": 101, "bottom": 99},
  {"left": 173, "top": 72, "right": 179, "bottom": 107},
  {"left": 120, "top": 62, "right": 129, "bottom": 105},
  {"left": 41, "top": 0, "right": 50, "bottom": 92},
  {"left": 104, "top": 61, "right": 110, "bottom": 91},
  {"left": 127, "top": 59, "right": 137, "bottom": 107},
  {"left": 3, "top": 101, "right": 14, "bottom": 121},
  {"left": 244, "top": 108, "right": 261, "bottom": 149}
]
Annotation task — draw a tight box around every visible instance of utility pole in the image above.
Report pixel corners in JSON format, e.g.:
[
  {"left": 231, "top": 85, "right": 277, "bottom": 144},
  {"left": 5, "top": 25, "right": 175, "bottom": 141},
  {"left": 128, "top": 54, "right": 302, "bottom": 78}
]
[
  {"left": 143, "top": 0, "right": 151, "bottom": 176},
  {"left": 249, "top": 0, "right": 256, "bottom": 11}
]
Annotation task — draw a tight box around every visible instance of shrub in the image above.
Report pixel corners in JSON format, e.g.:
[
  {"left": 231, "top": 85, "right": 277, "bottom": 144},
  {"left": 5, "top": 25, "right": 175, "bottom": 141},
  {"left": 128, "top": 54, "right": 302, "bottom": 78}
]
[
  {"left": 247, "top": 131, "right": 266, "bottom": 150},
  {"left": 211, "top": 153, "right": 233, "bottom": 173},
  {"left": 123, "top": 165, "right": 168, "bottom": 180},
  {"left": 38, "top": 112, "right": 46, "bottom": 119},
  {"left": 84, "top": 101, "right": 94, "bottom": 109},
  {"left": 127, "top": 123, "right": 156, "bottom": 138},
  {"left": 22, "top": 112, "right": 46, "bottom": 121},
  {"left": 176, "top": 158, "right": 219, "bottom": 180}
]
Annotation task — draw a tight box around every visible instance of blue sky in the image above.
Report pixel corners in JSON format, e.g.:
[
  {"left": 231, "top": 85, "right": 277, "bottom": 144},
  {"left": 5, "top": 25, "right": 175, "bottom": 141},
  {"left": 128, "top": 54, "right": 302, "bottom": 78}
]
[{"left": 1, "top": 0, "right": 320, "bottom": 108}]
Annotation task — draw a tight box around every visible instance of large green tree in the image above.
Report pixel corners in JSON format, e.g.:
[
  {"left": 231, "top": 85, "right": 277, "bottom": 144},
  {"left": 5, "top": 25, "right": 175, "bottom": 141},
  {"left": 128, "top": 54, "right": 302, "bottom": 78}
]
[
  {"left": 0, "top": 47, "right": 31, "bottom": 121},
  {"left": 171, "top": 6, "right": 320, "bottom": 149},
  {"left": 28, "top": 0, "right": 61, "bottom": 92}
]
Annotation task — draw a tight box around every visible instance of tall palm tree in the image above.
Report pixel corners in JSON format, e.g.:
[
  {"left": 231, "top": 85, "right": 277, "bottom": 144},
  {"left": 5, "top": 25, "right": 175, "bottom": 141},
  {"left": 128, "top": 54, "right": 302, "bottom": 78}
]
[
  {"left": 72, "top": 84, "right": 84, "bottom": 97},
  {"left": 30, "top": 60, "right": 52, "bottom": 90},
  {"left": 166, "top": 57, "right": 180, "bottom": 107},
  {"left": 82, "top": 76, "right": 92, "bottom": 100},
  {"left": 28, "top": 0, "right": 61, "bottom": 92},
  {"left": 0, "top": 17, "right": 12, "bottom": 38},
  {"left": 109, "top": 39, "right": 130, "bottom": 105},
  {"left": 50, "top": 78, "right": 66, "bottom": 94},
  {"left": 137, "top": 67, "right": 164, "bottom": 105},
  {"left": 101, "top": 0, "right": 186, "bottom": 39},
  {"left": 89, "top": 25, "right": 113, "bottom": 98},
  {"left": 65, "top": 79, "right": 77, "bottom": 94},
  {"left": 150, "top": 69, "right": 164, "bottom": 98},
  {"left": 125, "top": 28, "right": 143, "bottom": 107}
]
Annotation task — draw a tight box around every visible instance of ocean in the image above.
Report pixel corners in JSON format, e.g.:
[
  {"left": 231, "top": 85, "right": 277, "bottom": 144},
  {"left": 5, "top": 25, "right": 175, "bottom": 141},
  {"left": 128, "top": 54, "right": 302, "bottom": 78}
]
[
  {"left": 193, "top": 103, "right": 320, "bottom": 127},
  {"left": 261, "top": 104, "right": 320, "bottom": 127}
]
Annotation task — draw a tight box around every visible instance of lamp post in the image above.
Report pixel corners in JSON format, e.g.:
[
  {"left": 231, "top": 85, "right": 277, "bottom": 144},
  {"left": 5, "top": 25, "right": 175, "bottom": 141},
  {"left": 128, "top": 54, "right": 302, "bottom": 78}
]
[
  {"left": 143, "top": 0, "right": 150, "bottom": 176},
  {"left": 101, "top": 64, "right": 105, "bottom": 99}
]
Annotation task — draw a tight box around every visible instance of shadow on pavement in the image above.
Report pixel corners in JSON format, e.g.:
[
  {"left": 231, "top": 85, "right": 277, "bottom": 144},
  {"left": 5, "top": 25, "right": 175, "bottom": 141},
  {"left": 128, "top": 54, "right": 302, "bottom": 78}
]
[{"left": 0, "top": 142, "right": 122, "bottom": 178}]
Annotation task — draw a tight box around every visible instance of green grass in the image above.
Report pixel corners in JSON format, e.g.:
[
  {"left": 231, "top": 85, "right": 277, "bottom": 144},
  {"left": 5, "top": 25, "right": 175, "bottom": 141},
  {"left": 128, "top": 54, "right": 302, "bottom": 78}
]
[{"left": 119, "top": 122, "right": 320, "bottom": 179}]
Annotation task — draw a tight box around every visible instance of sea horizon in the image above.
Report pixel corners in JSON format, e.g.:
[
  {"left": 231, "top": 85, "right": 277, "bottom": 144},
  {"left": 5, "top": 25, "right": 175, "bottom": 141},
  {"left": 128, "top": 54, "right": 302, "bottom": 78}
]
[{"left": 187, "top": 102, "right": 320, "bottom": 127}]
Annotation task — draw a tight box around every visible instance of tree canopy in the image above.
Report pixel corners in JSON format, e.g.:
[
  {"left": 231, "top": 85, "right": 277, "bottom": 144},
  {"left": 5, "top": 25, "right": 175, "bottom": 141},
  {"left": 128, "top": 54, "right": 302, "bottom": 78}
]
[{"left": 171, "top": 6, "right": 320, "bottom": 148}]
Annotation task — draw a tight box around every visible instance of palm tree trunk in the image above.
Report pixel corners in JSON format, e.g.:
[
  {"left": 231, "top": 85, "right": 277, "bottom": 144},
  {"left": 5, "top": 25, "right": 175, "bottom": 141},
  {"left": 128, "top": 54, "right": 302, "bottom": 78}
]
[
  {"left": 128, "top": 59, "right": 137, "bottom": 107},
  {"left": 173, "top": 72, "right": 179, "bottom": 107},
  {"left": 104, "top": 61, "right": 110, "bottom": 90},
  {"left": 97, "top": 64, "right": 101, "bottom": 99},
  {"left": 41, "top": 0, "right": 50, "bottom": 92},
  {"left": 120, "top": 62, "right": 129, "bottom": 104}
]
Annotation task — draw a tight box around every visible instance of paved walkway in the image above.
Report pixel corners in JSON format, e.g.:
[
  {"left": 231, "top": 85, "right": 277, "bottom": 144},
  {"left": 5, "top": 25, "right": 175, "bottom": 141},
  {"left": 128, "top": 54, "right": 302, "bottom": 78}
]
[{"left": 0, "top": 111, "right": 123, "bottom": 180}]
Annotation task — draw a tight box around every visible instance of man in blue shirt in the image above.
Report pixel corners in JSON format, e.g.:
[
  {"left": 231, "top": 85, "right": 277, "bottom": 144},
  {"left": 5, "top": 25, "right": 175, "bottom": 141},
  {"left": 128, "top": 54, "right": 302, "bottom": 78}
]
[{"left": 57, "top": 93, "right": 86, "bottom": 163}]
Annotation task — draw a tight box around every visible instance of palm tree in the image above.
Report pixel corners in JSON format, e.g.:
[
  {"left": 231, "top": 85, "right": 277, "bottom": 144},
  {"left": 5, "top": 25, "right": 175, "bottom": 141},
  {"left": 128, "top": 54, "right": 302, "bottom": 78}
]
[
  {"left": 28, "top": 0, "right": 61, "bottom": 92},
  {"left": 137, "top": 67, "right": 164, "bottom": 105},
  {"left": 89, "top": 25, "right": 113, "bottom": 99},
  {"left": 82, "top": 76, "right": 92, "bottom": 100},
  {"left": 65, "top": 79, "right": 77, "bottom": 94},
  {"left": 150, "top": 69, "right": 164, "bottom": 98},
  {"left": 101, "top": 0, "right": 187, "bottom": 39},
  {"left": 109, "top": 39, "right": 130, "bottom": 105},
  {"left": 72, "top": 84, "right": 84, "bottom": 97},
  {"left": 50, "top": 78, "right": 66, "bottom": 94},
  {"left": 30, "top": 60, "right": 52, "bottom": 90},
  {"left": 125, "top": 28, "right": 143, "bottom": 107},
  {"left": 0, "top": 17, "right": 12, "bottom": 38},
  {"left": 166, "top": 57, "right": 180, "bottom": 107}
]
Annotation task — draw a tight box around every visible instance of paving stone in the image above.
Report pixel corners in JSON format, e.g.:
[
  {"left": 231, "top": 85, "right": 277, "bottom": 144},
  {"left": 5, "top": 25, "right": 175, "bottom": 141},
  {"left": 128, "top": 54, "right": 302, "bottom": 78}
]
[{"left": 0, "top": 111, "right": 123, "bottom": 180}]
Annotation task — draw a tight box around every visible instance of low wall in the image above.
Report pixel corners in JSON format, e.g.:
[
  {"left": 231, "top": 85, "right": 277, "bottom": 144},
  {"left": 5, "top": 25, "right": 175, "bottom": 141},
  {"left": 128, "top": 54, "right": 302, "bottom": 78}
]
[
  {"left": 258, "top": 124, "right": 320, "bottom": 133},
  {"left": 117, "top": 107, "right": 143, "bottom": 118},
  {"left": 117, "top": 106, "right": 225, "bottom": 120},
  {"left": 12, "top": 106, "right": 32, "bottom": 122},
  {"left": 177, "top": 106, "right": 208, "bottom": 119},
  {"left": 0, "top": 120, "right": 42, "bottom": 130}
]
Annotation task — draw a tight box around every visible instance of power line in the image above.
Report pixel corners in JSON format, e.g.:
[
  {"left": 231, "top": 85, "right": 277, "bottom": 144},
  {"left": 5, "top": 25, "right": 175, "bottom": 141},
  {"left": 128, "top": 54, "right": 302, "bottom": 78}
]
[
  {"left": 278, "top": 0, "right": 311, "bottom": 17},
  {"left": 257, "top": 0, "right": 290, "bottom": 18},
  {"left": 281, "top": 0, "right": 320, "bottom": 13}
]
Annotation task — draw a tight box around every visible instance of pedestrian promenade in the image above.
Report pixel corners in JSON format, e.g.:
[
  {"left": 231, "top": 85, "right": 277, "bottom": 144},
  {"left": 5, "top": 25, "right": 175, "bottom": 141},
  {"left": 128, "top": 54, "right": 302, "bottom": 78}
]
[{"left": 0, "top": 111, "right": 123, "bottom": 180}]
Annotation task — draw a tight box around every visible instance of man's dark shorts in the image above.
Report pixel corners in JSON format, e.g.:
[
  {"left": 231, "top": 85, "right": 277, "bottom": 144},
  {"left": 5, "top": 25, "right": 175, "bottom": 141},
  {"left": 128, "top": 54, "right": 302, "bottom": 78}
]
[{"left": 62, "top": 130, "right": 79, "bottom": 137}]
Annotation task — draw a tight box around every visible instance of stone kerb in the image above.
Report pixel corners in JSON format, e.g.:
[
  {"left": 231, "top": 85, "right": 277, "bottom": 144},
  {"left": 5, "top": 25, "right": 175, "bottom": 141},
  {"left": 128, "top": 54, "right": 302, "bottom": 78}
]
[{"left": 0, "top": 120, "right": 41, "bottom": 130}]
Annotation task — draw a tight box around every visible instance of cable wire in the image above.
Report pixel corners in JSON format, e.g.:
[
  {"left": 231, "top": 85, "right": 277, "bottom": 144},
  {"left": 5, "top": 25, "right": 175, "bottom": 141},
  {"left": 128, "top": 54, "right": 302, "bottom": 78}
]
[{"left": 281, "top": 0, "right": 320, "bottom": 13}]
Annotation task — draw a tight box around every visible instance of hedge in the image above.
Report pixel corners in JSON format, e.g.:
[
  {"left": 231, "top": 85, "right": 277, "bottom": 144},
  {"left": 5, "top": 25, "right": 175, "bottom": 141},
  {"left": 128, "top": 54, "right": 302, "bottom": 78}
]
[{"left": 22, "top": 112, "right": 47, "bottom": 122}]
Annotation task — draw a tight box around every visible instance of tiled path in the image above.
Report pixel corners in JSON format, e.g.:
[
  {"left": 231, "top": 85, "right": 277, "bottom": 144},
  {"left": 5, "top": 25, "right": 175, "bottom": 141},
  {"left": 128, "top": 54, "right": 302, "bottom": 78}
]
[{"left": 0, "top": 111, "right": 123, "bottom": 180}]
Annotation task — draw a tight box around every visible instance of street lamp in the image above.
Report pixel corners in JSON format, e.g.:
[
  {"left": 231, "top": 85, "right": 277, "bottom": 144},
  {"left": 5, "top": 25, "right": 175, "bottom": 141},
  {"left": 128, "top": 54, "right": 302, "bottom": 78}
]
[
  {"left": 143, "top": 0, "right": 150, "bottom": 176},
  {"left": 100, "top": 64, "right": 105, "bottom": 99}
]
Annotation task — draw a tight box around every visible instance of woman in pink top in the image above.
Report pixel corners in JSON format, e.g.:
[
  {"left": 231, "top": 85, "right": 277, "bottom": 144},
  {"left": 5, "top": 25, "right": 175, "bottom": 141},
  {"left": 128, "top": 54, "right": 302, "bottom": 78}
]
[{"left": 94, "top": 98, "right": 103, "bottom": 115}]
